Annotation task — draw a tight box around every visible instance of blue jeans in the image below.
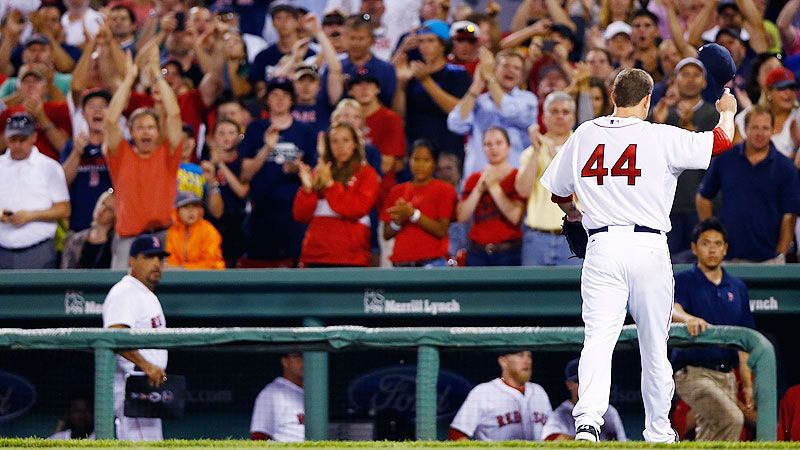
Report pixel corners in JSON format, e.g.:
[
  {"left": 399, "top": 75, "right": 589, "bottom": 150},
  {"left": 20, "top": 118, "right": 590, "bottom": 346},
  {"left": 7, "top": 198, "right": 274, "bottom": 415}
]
[
  {"left": 466, "top": 244, "right": 521, "bottom": 266},
  {"left": 522, "top": 225, "right": 582, "bottom": 266}
]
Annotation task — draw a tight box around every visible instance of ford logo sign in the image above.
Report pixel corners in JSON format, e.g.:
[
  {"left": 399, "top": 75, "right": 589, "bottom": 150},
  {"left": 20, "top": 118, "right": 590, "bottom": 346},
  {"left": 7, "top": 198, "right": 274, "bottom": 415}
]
[
  {"left": 0, "top": 370, "right": 37, "bottom": 423},
  {"left": 347, "top": 365, "right": 472, "bottom": 420}
]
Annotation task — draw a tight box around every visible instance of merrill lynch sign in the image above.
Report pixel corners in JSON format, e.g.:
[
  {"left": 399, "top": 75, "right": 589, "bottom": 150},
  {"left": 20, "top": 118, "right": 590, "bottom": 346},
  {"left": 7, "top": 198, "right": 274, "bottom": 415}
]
[
  {"left": 363, "top": 289, "right": 461, "bottom": 315},
  {"left": 64, "top": 291, "right": 103, "bottom": 315}
]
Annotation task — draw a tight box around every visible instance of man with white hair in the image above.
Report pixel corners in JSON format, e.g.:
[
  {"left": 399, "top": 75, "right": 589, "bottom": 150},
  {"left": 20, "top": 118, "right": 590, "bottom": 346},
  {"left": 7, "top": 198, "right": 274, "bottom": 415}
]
[{"left": 514, "top": 91, "right": 580, "bottom": 266}]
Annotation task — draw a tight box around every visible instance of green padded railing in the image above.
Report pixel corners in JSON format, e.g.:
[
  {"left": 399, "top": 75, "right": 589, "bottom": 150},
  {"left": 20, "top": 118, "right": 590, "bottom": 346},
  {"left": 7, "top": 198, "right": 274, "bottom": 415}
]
[{"left": 0, "top": 325, "right": 776, "bottom": 441}]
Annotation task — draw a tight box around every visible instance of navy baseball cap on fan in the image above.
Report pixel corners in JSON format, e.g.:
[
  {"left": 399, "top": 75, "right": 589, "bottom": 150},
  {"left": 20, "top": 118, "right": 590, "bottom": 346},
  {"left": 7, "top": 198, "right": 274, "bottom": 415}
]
[
  {"left": 175, "top": 191, "right": 203, "bottom": 208},
  {"left": 697, "top": 43, "right": 736, "bottom": 99},
  {"left": 129, "top": 234, "right": 170, "bottom": 258},
  {"left": 266, "top": 77, "right": 295, "bottom": 98},
  {"left": 270, "top": 2, "right": 298, "bottom": 17},
  {"left": 348, "top": 66, "right": 379, "bottom": 88},
  {"left": 4, "top": 113, "right": 36, "bottom": 138},
  {"left": 565, "top": 358, "right": 579, "bottom": 382},
  {"left": 23, "top": 34, "right": 49, "bottom": 48}
]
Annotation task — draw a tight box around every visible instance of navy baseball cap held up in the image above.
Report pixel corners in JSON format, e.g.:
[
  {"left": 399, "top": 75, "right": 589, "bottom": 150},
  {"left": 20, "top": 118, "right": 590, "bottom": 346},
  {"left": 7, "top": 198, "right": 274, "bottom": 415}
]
[
  {"left": 130, "top": 234, "right": 170, "bottom": 258},
  {"left": 697, "top": 43, "right": 736, "bottom": 99}
]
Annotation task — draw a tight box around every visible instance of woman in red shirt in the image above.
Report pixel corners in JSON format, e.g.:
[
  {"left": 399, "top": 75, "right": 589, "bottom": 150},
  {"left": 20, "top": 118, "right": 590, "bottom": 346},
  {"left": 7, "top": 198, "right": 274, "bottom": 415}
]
[
  {"left": 293, "top": 123, "right": 379, "bottom": 267},
  {"left": 456, "top": 127, "right": 525, "bottom": 266},
  {"left": 382, "top": 140, "right": 458, "bottom": 267}
]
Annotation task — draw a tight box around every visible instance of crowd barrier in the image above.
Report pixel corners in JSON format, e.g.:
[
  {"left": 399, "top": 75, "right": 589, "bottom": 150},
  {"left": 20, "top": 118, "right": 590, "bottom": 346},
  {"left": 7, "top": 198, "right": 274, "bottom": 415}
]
[{"left": 0, "top": 325, "right": 777, "bottom": 440}]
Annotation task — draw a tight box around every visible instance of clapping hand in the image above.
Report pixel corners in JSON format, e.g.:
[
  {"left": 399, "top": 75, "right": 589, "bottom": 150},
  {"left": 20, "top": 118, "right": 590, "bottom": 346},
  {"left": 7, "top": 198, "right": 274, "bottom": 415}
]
[
  {"left": 298, "top": 161, "right": 314, "bottom": 191},
  {"left": 314, "top": 161, "right": 334, "bottom": 189},
  {"left": 388, "top": 198, "right": 415, "bottom": 223}
]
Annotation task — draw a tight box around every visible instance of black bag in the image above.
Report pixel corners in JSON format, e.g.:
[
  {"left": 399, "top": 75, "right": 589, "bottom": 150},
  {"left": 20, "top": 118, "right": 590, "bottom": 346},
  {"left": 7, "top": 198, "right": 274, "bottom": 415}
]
[{"left": 124, "top": 374, "right": 186, "bottom": 419}]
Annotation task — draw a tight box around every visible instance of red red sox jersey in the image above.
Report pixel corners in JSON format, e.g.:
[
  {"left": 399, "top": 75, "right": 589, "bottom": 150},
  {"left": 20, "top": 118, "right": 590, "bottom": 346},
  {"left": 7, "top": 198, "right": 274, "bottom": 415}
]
[
  {"left": 540, "top": 116, "right": 715, "bottom": 231},
  {"left": 450, "top": 378, "right": 553, "bottom": 441},
  {"left": 250, "top": 377, "right": 305, "bottom": 442}
]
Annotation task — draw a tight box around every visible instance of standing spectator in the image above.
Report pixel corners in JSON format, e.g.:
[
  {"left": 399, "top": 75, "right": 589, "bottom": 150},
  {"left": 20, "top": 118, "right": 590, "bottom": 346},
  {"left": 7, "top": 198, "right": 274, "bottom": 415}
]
[
  {"left": 515, "top": 92, "right": 580, "bottom": 267},
  {"left": 449, "top": 350, "right": 553, "bottom": 441},
  {"left": 436, "top": 151, "right": 468, "bottom": 260},
  {"left": 0, "top": 33, "right": 72, "bottom": 97},
  {"left": 449, "top": 48, "right": 536, "bottom": 177},
  {"left": 107, "top": 5, "right": 138, "bottom": 53},
  {"left": 320, "top": 10, "right": 347, "bottom": 56},
  {"left": 240, "top": 78, "right": 316, "bottom": 267},
  {"left": 0, "top": 113, "right": 70, "bottom": 269},
  {"left": 202, "top": 119, "right": 249, "bottom": 268},
  {"left": 176, "top": 124, "right": 224, "bottom": 220},
  {"left": 735, "top": 67, "right": 800, "bottom": 160},
  {"left": 104, "top": 53, "right": 184, "bottom": 268},
  {"left": 381, "top": 140, "right": 457, "bottom": 267},
  {"left": 585, "top": 48, "right": 615, "bottom": 85},
  {"left": 61, "top": 0, "right": 103, "bottom": 48},
  {"left": 697, "top": 106, "right": 800, "bottom": 264},
  {"left": 22, "top": 4, "right": 79, "bottom": 74},
  {"left": 541, "top": 358, "right": 627, "bottom": 441},
  {"left": 448, "top": 21, "right": 481, "bottom": 76},
  {"left": 395, "top": 20, "right": 471, "bottom": 158},
  {"left": 165, "top": 192, "right": 225, "bottom": 270},
  {"left": 652, "top": 57, "right": 720, "bottom": 262},
  {"left": 0, "top": 63, "right": 72, "bottom": 161},
  {"left": 457, "top": 128, "right": 524, "bottom": 266},
  {"left": 249, "top": 4, "right": 314, "bottom": 98},
  {"left": 334, "top": 14, "right": 396, "bottom": 107},
  {"left": 630, "top": 10, "right": 663, "bottom": 82},
  {"left": 671, "top": 218, "right": 756, "bottom": 441},
  {"left": 250, "top": 353, "right": 305, "bottom": 441},
  {"left": 61, "top": 90, "right": 112, "bottom": 233},
  {"left": 293, "top": 123, "right": 379, "bottom": 267},
  {"left": 603, "top": 21, "right": 634, "bottom": 69},
  {"left": 348, "top": 69, "right": 405, "bottom": 187},
  {"left": 102, "top": 234, "right": 169, "bottom": 441},
  {"left": 61, "top": 189, "right": 115, "bottom": 269}
]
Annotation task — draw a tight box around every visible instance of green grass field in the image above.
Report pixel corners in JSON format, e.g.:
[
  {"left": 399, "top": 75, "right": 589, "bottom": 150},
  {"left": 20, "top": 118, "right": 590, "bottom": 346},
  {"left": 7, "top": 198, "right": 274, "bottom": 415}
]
[{"left": 1, "top": 440, "right": 797, "bottom": 449}]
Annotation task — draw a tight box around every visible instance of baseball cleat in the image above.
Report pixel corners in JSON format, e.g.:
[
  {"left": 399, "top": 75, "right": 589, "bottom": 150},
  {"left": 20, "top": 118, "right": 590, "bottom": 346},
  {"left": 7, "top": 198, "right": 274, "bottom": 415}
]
[{"left": 575, "top": 424, "right": 600, "bottom": 442}]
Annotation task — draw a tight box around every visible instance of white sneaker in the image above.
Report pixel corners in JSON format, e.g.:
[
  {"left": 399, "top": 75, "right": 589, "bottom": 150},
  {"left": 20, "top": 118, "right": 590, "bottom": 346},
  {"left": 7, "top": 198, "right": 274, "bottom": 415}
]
[{"left": 575, "top": 424, "right": 600, "bottom": 442}]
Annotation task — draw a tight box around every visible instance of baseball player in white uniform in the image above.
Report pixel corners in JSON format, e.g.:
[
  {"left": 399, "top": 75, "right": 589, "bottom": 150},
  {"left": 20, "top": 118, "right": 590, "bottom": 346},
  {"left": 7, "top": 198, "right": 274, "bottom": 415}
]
[
  {"left": 250, "top": 353, "right": 305, "bottom": 441},
  {"left": 541, "top": 359, "right": 627, "bottom": 441},
  {"left": 102, "top": 234, "right": 169, "bottom": 441},
  {"left": 449, "top": 351, "right": 553, "bottom": 441},
  {"left": 540, "top": 68, "right": 736, "bottom": 442}
]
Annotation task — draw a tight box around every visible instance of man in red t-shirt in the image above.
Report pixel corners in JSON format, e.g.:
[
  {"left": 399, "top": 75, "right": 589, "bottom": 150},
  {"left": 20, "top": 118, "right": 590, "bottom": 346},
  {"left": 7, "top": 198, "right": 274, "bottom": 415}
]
[
  {"left": 349, "top": 70, "right": 406, "bottom": 188},
  {"left": 103, "top": 52, "right": 184, "bottom": 268},
  {"left": 0, "top": 65, "right": 71, "bottom": 160}
]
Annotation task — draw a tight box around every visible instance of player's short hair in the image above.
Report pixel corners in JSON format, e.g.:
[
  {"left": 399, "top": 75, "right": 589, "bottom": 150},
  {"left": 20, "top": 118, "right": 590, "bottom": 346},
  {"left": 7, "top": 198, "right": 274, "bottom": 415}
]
[
  {"left": 543, "top": 90, "right": 576, "bottom": 114},
  {"left": 691, "top": 217, "right": 728, "bottom": 243},
  {"left": 744, "top": 104, "right": 774, "bottom": 128},
  {"left": 611, "top": 68, "right": 653, "bottom": 108}
]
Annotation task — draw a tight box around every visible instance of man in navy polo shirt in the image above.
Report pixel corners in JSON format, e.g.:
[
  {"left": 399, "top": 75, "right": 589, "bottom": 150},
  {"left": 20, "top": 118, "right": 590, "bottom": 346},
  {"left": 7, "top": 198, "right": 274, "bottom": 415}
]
[
  {"left": 697, "top": 105, "right": 800, "bottom": 263},
  {"left": 671, "top": 218, "right": 755, "bottom": 441}
]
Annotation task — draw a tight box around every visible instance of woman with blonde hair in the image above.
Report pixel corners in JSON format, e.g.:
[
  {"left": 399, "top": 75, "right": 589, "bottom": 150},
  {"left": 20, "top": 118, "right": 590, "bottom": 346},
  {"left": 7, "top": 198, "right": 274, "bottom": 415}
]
[{"left": 293, "top": 123, "right": 380, "bottom": 267}]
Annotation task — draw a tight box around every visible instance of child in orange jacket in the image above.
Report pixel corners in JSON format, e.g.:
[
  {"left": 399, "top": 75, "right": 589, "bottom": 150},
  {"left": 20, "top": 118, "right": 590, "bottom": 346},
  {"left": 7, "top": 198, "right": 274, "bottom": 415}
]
[{"left": 166, "top": 192, "right": 225, "bottom": 270}]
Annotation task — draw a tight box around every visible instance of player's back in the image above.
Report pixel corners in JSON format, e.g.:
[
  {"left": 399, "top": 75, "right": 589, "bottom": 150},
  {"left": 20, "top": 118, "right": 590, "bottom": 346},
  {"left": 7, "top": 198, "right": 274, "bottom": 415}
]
[{"left": 553, "top": 116, "right": 713, "bottom": 231}]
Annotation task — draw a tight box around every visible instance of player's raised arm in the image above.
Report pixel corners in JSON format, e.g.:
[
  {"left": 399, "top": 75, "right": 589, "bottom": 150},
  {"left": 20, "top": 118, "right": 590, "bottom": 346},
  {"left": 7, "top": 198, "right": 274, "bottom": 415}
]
[{"left": 713, "top": 88, "right": 737, "bottom": 153}]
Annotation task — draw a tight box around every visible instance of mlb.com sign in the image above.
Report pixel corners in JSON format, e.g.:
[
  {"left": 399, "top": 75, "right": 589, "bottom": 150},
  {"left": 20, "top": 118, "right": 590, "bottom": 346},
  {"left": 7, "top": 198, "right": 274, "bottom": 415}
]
[{"left": 363, "top": 289, "right": 461, "bottom": 315}]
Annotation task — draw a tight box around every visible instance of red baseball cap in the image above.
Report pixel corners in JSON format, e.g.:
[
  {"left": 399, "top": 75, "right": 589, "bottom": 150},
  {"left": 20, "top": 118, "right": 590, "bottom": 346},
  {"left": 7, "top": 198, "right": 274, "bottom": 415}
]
[{"left": 765, "top": 67, "right": 798, "bottom": 90}]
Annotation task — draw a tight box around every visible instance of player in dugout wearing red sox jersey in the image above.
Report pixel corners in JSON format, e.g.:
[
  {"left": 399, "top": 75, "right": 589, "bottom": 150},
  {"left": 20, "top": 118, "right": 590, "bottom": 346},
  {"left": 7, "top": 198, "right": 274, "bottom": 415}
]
[{"left": 449, "top": 350, "right": 553, "bottom": 441}]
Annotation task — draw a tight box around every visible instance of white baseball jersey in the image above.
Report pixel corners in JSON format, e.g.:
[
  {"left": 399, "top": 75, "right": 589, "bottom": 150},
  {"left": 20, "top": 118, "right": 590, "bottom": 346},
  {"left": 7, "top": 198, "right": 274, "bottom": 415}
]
[
  {"left": 540, "top": 116, "right": 714, "bottom": 231},
  {"left": 541, "top": 400, "right": 627, "bottom": 441},
  {"left": 251, "top": 377, "right": 305, "bottom": 442},
  {"left": 103, "top": 275, "right": 167, "bottom": 441},
  {"left": 450, "top": 378, "right": 553, "bottom": 441}
]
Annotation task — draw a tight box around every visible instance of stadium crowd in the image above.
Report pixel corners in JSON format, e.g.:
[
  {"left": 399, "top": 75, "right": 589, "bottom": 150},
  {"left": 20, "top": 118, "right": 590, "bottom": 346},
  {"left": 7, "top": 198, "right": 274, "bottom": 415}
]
[{"left": 0, "top": 0, "right": 799, "bottom": 270}]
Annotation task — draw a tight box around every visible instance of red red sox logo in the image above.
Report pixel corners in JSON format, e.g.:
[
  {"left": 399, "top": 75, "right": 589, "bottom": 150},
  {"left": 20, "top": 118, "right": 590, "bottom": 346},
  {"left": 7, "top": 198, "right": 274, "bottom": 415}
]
[
  {"left": 151, "top": 315, "right": 163, "bottom": 328},
  {"left": 496, "top": 410, "right": 549, "bottom": 427}
]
